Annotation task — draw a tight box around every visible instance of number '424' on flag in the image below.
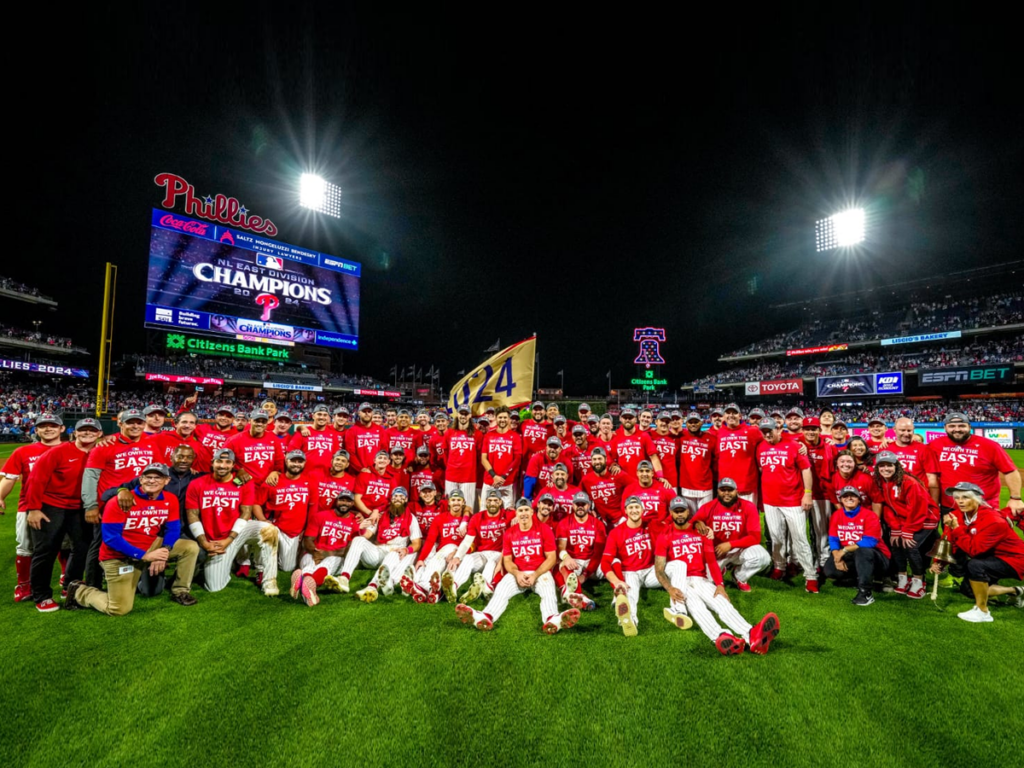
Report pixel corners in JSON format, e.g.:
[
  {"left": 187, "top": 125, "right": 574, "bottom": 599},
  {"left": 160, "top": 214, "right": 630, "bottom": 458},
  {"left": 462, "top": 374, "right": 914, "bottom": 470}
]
[{"left": 448, "top": 337, "right": 535, "bottom": 416}]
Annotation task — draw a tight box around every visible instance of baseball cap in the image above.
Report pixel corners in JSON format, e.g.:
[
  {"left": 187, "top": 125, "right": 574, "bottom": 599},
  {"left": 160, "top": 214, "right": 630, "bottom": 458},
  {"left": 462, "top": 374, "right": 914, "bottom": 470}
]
[
  {"left": 786, "top": 407, "right": 804, "bottom": 418},
  {"left": 591, "top": 446, "right": 607, "bottom": 457},
  {"left": 391, "top": 486, "right": 408, "bottom": 499},
  {"left": 375, "top": 449, "right": 390, "bottom": 459},
  {"left": 143, "top": 405, "right": 168, "bottom": 416},
  {"left": 415, "top": 445, "right": 430, "bottom": 457},
  {"left": 335, "top": 488, "right": 355, "bottom": 501},
  {"left": 74, "top": 417, "right": 102, "bottom": 431},
  {"left": 803, "top": 417, "right": 821, "bottom": 428},
  {"left": 483, "top": 406, "right": 495, "bottom": 415},
  {"left": 448, "top": 489, "right": 465, "bottom": 500},
  {"left": 358, "top": 402, "right": 373, "bottom": 412},
  {"left": 769, "top": 410, "right": 784, "bottom": 419},
  {"left": 486, "top": 488, "right": 503, "bottom": 500},
  {"left": 620, "top": 406, "right": 636, "bottom": 417},
  {"left": 587, "top": 414, "right": 599, "bottom": 423},
  {"left": 656, "top": 411, "right": 671, "bottom": 422},
  {"left": 572, "top": 491, "right": 590, "bottom": 505},
  {"left": 434, "top": 412, "right": 449, "bottom": 422},
  {"left": 313, "top": 405, "right": 329, "bottom": 414},
  {"left": 670, "top": 409, "right": 683, "bottom": 419},
  {"left": 216, "top": 405, "right": 235, "bottom": 415},
  {"left": 718, "top": 477, "right": 738, "bottom": 490},
  {"left": 552, "top": 462, "right": 568, "bottom": 473},
  {"left": 34, "top": 413, "right": 63, "bottom": 427},
  {"left": 832, "top": 418, "right": 848, "bottom": 428},
  {"left": 944, "top": 481, "right": 987, "bottom": 499},
  {"left": 537, "top": 492, "right": 555, "bottom": 504},
  {"left": 532, "top": 401, "right": 545, "bottom": 410},
  {"left": 875, "top": 451, "right": 899, "bottom": 465},
  {"left": 510, "top": 412, "right": 521, "bottom": 421},
  {"left": 249, "top": 410, "right": 269, "bottom": 421},
  {"left": 624, "top": 495, "right": 643, "bottom": 508},
  {"left": 710, "top": 406, "right": 724, "bottom": 416},
  {"left": 399, "top": 409, "right": 412, "bottom": 417},
  {"left": 868, "top": 415, "right": 886, "bottom": 426},
  {"left": 457, "top": 404, "right": 471, "bottom": 415},
  {"left": 944, "top": 412, "right": 970, "bottom": 425},
  {"left": 838, "top": 485, "right": 864, "bottom": 500},
  {"left": 578, "top": 403, "right": 591, "bottom": 412},
  {"left": 333, "top": 448, "right": 350, "bottom": 458},
  {"left": 637, "top": 459, "right": 653, "bottom": 471},
  {"left": 140, "top": 462, "right": 170, "bottom": 477},
  {"left": 546, "top": 436, "right": 562, "bottom": 447},
  {"left": 685, "top": 411, "right": 702, "bottom": 423},
  {"left": 669, "top": 497, "right": 688, "bottom": 511},
  {"left": 553, "top": 415, "right": 567, "bottom": 424},
  {"left": 748, "top": 408, "right": 766, "bottom": 419},
  {"left": 212, "top": 448, "right": 235, "bottom": 462},
  {"left": 572, "top": 425, "right": 587, "bottom": 435},
  {"left": 275, "top": 412, "right": 292, "bottom": 421},
  {"left": 758, "top": 417, "right": 778, "bottom": 431},
  {"left": 515, "top": 497, "right": 533, "bottom": 509},
  {"left": 419, "top": 482, "right": 436, "bottom": 493},
  {"left": 334, "top": 406, "right": 351, "bottom": 416},
  {"left": 724, "top": 403, "right": 741, "bottom": 413},
  {"left": 285, "top": 449, "right": 306, "bottom": 460},
  {"left": 234, "top": 410, "right": 247, "bottom": 418},
  {"left": 121, "top": 409, "right": 144, "bottom": 423},
  {"left": 389, "top": 445, "right": 406, "bottom": 455}
]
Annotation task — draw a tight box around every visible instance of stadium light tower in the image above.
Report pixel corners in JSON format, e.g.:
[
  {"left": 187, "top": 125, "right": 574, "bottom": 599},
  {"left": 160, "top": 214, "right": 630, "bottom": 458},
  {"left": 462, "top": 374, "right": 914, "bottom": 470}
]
[
  {"left": 299, "top": 173, "right": 342, "bottom": 218},
  {"left": 815, "top": 208, "right": 865, "bottom": 252}
]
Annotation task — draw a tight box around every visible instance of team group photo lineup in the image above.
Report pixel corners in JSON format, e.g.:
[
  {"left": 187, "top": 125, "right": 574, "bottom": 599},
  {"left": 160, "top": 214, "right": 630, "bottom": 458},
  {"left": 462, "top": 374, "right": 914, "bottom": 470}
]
[{"left": 2, "top": 6, "right": 1022, "bottom": 767}]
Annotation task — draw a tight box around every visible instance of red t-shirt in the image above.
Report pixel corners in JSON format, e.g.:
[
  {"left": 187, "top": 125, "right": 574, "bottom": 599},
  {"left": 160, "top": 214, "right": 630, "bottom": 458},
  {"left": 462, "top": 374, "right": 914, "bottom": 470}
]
[
  {"left": 304, "top": 510, "right": 363, "bottom": 552},
  {"left": 692, "top": 498, "right": 762, "bottom": 549},
  {"left": 611, "top": 431, "right": 657, "bottom": 477},
  {"left": 830, "top": 469, "right": 877, "bottom": 507},
  {"left": 465, "top": 509, "right": 507, "bottom": 552},
  {"left": 417, "top": 512, "right": 467, "bottom": 561},
  {"left": 655, "top": 527, "right": 723, "bottom": 584},
  {"left": 877, "top": 477, "right": 939, "bottom": 537},
  {"left": 256, "top": 475, "right": 313, "bottom": 537},
  {"left": 555, "top": 513, "right": 607, "bottom": 560},
  {"left": 194, "top": 422, "right": 234, "bottom": 452},
  {"left": 520, "top": 419, "right": 554, "bottom": 459},
  {"left": 343, "top": 423, "right": 387, "bottom": 472},
  {"left": 647, "top": 432, "right": 680, "bottom": 488},
  {"left": 2, "top": 441, "right": 53, "bottom": 512},
  {"left": 309, "top": 469, "right": 357, "bottom": 512},
  {"left": 406, "top": 463, "right": 442, "bottom": 503},
  {"left": 289, "top": 427, "right": 340, "bottom": 473},
  {"left": 481, "top": 430, "right": 524, "bottom": 482},
  {"left": 185, "top": 474, "right": 256, "bottom": 541},
  {"left": 864, "top": 437, "right": 887, "bottom": 455},
  {"left": 830, "top": 507, "right": 890, "bottom": 559},
  {"left": 536, "top": 483, "right": 581, "bottom": 521},
  {"left": 443, "top": 429, "right": 483, "bottom": 483},
  {"left": 223, "top": 430, "right": 285, "bottom": 486},
  {"left": 581, "top": 470, "right": 633, "bottom": 525},
  {"left": 502, "top": 523, "right": 556, "bottom": 571},
  {"left": 601, "top": 523, "right": 654, "bottom": 572},
  {"left": 715, "top": 424, "right": 764, "bottom": 494},
  {"left": 354, "top": 470, "right": 396, "bottom": 514},
  {"left": 757, "top": 440, "right": 811, "bottom": 507},
  {"left": 525, "top": 448, "right": 579, "bottom": 486},
  {"left": 86, "top": 436, "right": 160, "bottom": 499},
  {"left": 385, "top": 427, "right": 418, "bottom": 458},
  {"left": 149, "top": 431, "right": 213, "bottom": 474},
  {"left": 376, "top": 510, "right": 422, "bottom": 545},
  {"left": 924, "top": 435, "right": 1016, "bottom": 508},
  {"left": 676, "top": 431, "right": 715, "bottom": 491},
  {"left": 947, "top": 507, "right": 1024, "bottom": 579},
  {"left": 411, "top": 499, "right": 445, "bottom": 536},
  {"left": 99, "top": 493, "right": 179, "bottom": 561},
  {"left": 889, "top": 442, "right": 928, "bottom": 484},
  {"left": 802, "top": 438, "right": 838, "bottom": 500},
  {"left": 622, "top": 481, "right": 676, "bottom": 532}
]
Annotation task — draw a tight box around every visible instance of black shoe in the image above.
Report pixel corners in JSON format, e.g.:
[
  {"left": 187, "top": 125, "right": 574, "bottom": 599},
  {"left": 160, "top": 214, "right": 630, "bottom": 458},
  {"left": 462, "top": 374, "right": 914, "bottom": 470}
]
[
  {"left": 169, "top": 591, "right": 197, "bottom": 607},
  {"left": 852, "top": 589, "right": 874, "bottom": 607},
  {"left": 62, "top": 580, "right": 84, "bottom": 611}
]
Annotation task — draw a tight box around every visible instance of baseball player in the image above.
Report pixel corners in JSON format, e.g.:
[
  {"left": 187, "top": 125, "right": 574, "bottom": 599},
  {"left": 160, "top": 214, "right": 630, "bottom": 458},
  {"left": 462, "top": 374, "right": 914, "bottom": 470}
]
[
  {"left": 289, "top": 405, "right": 340, "bottom": 472},
  {"left": 535, "top": 462, "right": 581, "bottom": 521},
  {"left": 692, "top": 478, "right": 771, "bottom": 591},
  {"left": 223, "top": 410, "right": 285, "bottom": 487},
  {"left": 290, "top": 488, "right": 366, "bottom": 606},
  {"left": 455, "top": 498, "right": 580, "bottom": 634},
  {"left": 194, "top": 406, "right": 237, "bottom": 452},
  {"left": 403, "top": 489, "right": 471, "bottom": 602},
  {"left": 442, "top": 490, "right": 508, "bottom": 604},
  {"left": 677, "top": 412, "right": 716, "bottom": 513},
  {"left": 601, "top": 496, "right": 663, "bottom": 636},
  {"left": 622, "top": 460, "right": 677, "bottom": 537},
  {"left": 443, "top": 405, "right": 483, "bottom": 512},
  {"left": 555, "top": 491, "right": 606, "bottom": 611},
  {"left": 184, "top": 448, "right": 280, "bottom": 596},
  {"left": 254, "top": 449, "right": 313, "bottom": 573},
  {"left": 309, "top": 449, "right": 357, "bottom": 512},
  {"left": 64, "top": 463, "right": 199, "bottom": 615},
  {"left": 337, "top": 486, "right": 422, "bottom": 600},
  {"left": 353, "top": 450, "right": 397, "bottom": 520},
  {"left": 580, "top": 447, "right": 631, "bottom": 526},
  {"left": 655, "top": 499, "right": 779, "bottom": 655}
]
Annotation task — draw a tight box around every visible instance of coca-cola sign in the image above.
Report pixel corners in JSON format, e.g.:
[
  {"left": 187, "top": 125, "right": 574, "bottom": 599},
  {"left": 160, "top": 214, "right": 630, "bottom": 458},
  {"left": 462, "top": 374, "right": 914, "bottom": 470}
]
[
  {"left": 158, "top": 214, "right": 210, "bottom": 236},
  {"left": 154, "top": 172, "right": 278, "bottom": 236},
  {"left": 745, "top": 379, "right": 804, "bottom": 396}
]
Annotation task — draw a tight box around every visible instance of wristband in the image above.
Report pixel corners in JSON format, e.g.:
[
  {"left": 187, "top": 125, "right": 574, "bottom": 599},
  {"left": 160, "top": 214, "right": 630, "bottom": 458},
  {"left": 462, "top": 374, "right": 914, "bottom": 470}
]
[
  {"left": 231, "top": 518, "right": 247, "bottom": 535},
  {"left": 655, "top": 471, "right": 664, "bottom": 479},
  {"left": 488, "top": 469, "right": 496, "bottom": 478},
  {"left": 189, "top": 522, "right": 206, "bottom": 539},
  {"left": 406, "top": 545, "right": 414, "bottom": 555},
  {"left": 1010, "top": 496, "right": 1022, "bottom": 501},
  {"left": 559, "top": 550, "right": 569, "bottom": 562}
]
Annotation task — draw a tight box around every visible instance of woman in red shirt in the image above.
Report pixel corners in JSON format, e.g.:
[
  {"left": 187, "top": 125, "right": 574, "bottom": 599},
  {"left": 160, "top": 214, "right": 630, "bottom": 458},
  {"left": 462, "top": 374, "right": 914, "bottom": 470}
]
[{"left": 873, "top": 451, "right": 939, "bottom": 599}]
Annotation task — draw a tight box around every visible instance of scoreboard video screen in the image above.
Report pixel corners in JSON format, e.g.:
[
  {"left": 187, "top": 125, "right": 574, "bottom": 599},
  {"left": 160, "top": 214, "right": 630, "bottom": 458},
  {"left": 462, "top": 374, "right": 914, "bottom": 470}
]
[{"left": 145, "top": 210, "right": 360, "bottom": 349}]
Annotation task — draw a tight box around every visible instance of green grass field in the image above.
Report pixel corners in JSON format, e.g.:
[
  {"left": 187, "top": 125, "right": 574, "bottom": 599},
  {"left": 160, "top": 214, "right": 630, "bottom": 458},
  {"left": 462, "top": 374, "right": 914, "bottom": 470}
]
[{"left": 0, "top": 444, "right": 1020, "bottom": 768}]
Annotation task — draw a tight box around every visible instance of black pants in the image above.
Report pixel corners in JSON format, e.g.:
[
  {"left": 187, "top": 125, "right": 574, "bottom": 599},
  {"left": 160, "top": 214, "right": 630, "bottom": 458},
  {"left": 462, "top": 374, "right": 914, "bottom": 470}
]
[
  {"left": 29, "top": 505, "right": 90, "bottom": 602},
  {"left": 85, "top": 521, "right": 104, "bottom": 588},
  {"left": 890, "top": 529, "right": 937, "bottom": 577},
  {"left": 824, "top": 547, "right": 890, "bottom": 591},
  {"left": 957, "top": 556, "right": 1020, "bottom": 598}
]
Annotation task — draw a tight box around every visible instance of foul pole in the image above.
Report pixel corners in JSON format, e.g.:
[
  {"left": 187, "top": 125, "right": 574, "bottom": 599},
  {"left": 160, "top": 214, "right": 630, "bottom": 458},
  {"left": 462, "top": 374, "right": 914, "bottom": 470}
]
[{"left": 95, "top": 263, "right": 118, "bottom": 417}]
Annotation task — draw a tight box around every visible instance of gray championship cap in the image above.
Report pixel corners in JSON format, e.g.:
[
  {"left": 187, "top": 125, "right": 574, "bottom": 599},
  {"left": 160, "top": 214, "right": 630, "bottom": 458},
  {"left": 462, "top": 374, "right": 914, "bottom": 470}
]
[
  {"left": 636, "top": 459, "right": 653, "bottom": 471},
  {"left": 838, "top": 485, "right": 864, "bottom": 500},
  {"left": 140, "top": 462, "right": 170, "bottom": 477},
  {"left": 143, "top": 405, "right": 168, "bottom": 416},
  {"left": 874, "top": 451, "right": 899, "bottom": 465},
  {"left": 250, "top": 410, "right": 270, "bottom": 421},
  {"left": 944, "top": 412, "right": 970, "bottom": 425},
  {"left": 34, "top": 413, "right": 63, "bottom": 427},
  {"left": 75, "top": 417, "right": 102, "bottom": 431},
  {"left": 669, "top": 496, "right": 688, "bottom": 511},
  {"left": 552, "top": 462, "right": 568, "bottom": 473},
  {"left": 313, "top": 404, "right": 330, "bottom": 414},
  {"left": 718, "top": 477, "right": 738, "bottom": 490},
  {"left": 285, "top": 449, "right": 306, "bottom": 460},
  {"left": 121, "top": 409, "right": 144, "bottom": 422},
  {"left": 758, "top": 417, "right": 778, "bottom": 431},
  {"left": 572, "top": 491, "right": 591, "bottom": 505},
  {"left": 212, "top": 448, "right": 235, "bottom": 462}
]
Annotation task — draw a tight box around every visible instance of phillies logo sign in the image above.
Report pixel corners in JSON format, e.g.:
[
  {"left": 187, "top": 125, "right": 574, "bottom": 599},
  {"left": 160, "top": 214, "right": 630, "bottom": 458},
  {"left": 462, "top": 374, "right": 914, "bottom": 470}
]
[{"left": 154, "top": 172, "right": 279, "bottom": 236}]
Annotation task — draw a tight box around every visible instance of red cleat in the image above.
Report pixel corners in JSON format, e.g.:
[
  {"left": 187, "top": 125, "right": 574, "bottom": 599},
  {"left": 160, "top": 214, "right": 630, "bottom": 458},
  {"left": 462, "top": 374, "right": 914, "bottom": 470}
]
[
  {"left": 455, "top": 604, "right": 475, "bottom": 624},
  {"left": 769, "top": 568, "right": 785, "bottom": 581},
  {"left": 289, "top": 570, "right": 303, "bottom": 599},
  {"left": 748, "top": 613, "right": 780, "bottom": 655},
  {"left": 715, "top": 632, "right": 745, "bottom": 656},
  {"left": 256, "top": 571, "right": 264, "bottom": 588},
  {"left": 13, "top": 584, "right": 32, "bottom": 603},
  {"left": 735, "top": 580, "right": 751, "bottom": 593},
  {"left": 785, "top": 563, "right": 799, "bottom": 578},
  {"left": 300, "top": 575, "right": 319, "bottom": 607},
  {"left": 236, "top": 564, "right": 251, "bottom": 579},
  {"left": 475, "top": 614, "right": 494, "bottom": 631},
  {"left": 805, "top": 579, "right": 819, "bottom": 594},
  {"left": 399, "top": 575, "right": 417, "bottom": 597},
  {"left": 36, "top": 599, "right": 60, "bottom": 613}
]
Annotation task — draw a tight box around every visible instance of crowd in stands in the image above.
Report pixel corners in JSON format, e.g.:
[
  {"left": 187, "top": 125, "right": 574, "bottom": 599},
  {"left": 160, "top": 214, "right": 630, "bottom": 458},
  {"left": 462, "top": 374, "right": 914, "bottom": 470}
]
[
  {"left": 689, "top": 337, "right": 1023, "bottom": 388},
  {"left": 0, "top": 325, "right": 84, "bottom": 351},
  {"left": 0, "top": 276, "right": 52, "bottom": 300},
  {"left": 728, "top": 291, "right": 1023, "bottom": 356},
  {"left": 126, "top": 354, "right": 388, "bottom": 389}
]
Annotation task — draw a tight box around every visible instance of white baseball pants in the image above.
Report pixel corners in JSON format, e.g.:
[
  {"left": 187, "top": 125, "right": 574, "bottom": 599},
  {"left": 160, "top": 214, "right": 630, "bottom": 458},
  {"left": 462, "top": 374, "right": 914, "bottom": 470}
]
[
  {"left": 445, "top": 481, "right": 478, "bottom": 513},
  {"left": 277, "top": 532, "right": 301, "bottom": 571},
  {"left": 340, "top": 537, "right": 387, "bottom": 576},
  {"left": 481, "top": 571, "right": 558, "bottom": 624},
  {"left": 562, "top": 557, "right": 603, "bottom": 586},
  {"left": 451, "top": 550, "right": 502, "bottom": 590},
  {"left": 415, "top": 544, "right": 457, "bottom": 587},
  {"left": 374, "top": 551, "right": 417, "bottom": 589},
  {"left": 764, "top": 504, "right": 815, "bottom": 579},
  {"left": 809, "top": 499, "right": 832, "bottom": 567},
  {"left": 481, "top": 483, "right": 515, "bottom": 509},
  {"left": 717, "top": 544, "right": 771, "bottom": 584},
  {"left": 739, "top": 491, "right": 758, "bottom": 507},
  {"left": 678, "top": 488, "right": 713, "bottom": 514},
  {"left": 204, "top": 520, "right": 278, "bottom": 592},
  {"left": 623, "top": 566, "right": 662, "bottom": 626},
  {"left": 671, "top": 567, "right": 753, "bottom": 644},
  {"left": 298, "top": 553, "right": 343, "bottom": 576}
]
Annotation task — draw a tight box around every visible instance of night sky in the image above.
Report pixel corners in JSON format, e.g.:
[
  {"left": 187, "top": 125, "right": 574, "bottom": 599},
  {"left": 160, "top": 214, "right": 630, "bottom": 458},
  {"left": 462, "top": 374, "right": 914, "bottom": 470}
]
[{"left": 13, "top": 3, "right": 1022, "bottom": 394}]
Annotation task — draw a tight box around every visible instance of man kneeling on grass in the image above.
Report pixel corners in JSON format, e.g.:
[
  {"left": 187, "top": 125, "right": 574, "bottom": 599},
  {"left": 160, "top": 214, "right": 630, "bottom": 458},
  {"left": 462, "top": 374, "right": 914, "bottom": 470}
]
[{"left": 64, "top": 464, "right": 199, "bottom": 615}]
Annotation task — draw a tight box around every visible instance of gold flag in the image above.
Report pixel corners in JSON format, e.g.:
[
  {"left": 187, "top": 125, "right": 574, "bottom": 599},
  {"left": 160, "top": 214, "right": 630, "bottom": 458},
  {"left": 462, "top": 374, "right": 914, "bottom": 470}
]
[{"left": 447, "top": 337, "right": 535, "bottom": 416}]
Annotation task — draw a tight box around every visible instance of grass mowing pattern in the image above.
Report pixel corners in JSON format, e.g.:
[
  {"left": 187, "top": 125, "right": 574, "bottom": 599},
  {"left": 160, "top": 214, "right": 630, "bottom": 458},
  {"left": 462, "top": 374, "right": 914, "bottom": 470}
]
[{"left": 0, "top": 445, "right": 1021, "bottom": 768}]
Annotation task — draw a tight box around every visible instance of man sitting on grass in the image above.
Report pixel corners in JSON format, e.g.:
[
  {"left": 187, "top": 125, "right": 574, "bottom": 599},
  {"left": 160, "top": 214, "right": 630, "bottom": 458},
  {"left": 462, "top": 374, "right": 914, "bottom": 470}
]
[{"left": 823, "top": 486, "right": 891, "bottom": 607}]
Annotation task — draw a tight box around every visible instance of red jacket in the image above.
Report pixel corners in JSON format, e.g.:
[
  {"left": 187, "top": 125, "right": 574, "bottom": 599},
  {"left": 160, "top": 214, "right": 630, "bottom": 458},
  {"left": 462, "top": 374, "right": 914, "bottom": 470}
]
[
  {"left": 947, "top": 507, "right": 1024, "bottom": 580},
  {"left": 877, "top": 476, "right": 939, "bottom": 540}
]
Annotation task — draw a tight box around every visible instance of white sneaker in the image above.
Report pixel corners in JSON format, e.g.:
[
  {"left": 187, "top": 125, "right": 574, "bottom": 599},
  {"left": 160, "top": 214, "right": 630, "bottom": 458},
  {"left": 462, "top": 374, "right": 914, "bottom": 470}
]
[
  {"left": 334, "top": 574, "right": 350, "bottom": 593},
  {"left": 262, "top": 578, "right": 279, "bottom": 597},
  {"left": 957, "top": 606, "right": 994, "bottom": 623}
]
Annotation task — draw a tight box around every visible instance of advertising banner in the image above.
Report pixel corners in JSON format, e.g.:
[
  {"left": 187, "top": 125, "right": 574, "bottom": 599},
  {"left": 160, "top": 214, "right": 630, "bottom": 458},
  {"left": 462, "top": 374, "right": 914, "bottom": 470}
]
[
  {"left": 744, "top": 379, "right": 803, "bottom": 396},
  {"left": 145, "top": 373, "right": 223, "bottom": 385},
  {"left": 264, "top": 382, "right": 323, "bottom": 392},
  {"left": 881, "top": 330, "right": 961, "bottom": 346},
  {"left": 918, "top": 364, "right": 1014, "bottom": 386},
  {"left": 817, "top": 371, "right": 903, "bottom": 397},
  {"left": 786, "top": 343, "right": 848, "bottom": 357},
  {"left": 1, "top": 358, "right": 89, "bottom": 378}
]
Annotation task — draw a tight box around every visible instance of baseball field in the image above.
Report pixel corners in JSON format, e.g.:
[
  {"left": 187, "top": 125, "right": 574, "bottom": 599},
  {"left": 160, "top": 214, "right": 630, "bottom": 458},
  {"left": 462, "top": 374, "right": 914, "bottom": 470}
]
[{"left": 1, "top": 444, "right": 1021, "bottom": 768}]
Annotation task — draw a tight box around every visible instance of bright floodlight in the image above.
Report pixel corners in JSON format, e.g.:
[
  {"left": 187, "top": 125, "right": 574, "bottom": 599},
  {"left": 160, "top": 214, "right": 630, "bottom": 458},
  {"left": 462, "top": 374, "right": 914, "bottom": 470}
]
[
  {"left": 815, "top": 208, "right": 865, "bottom": 251},
  {"left": 299, "top": 173, "right": 342, "bottom": 218}
]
